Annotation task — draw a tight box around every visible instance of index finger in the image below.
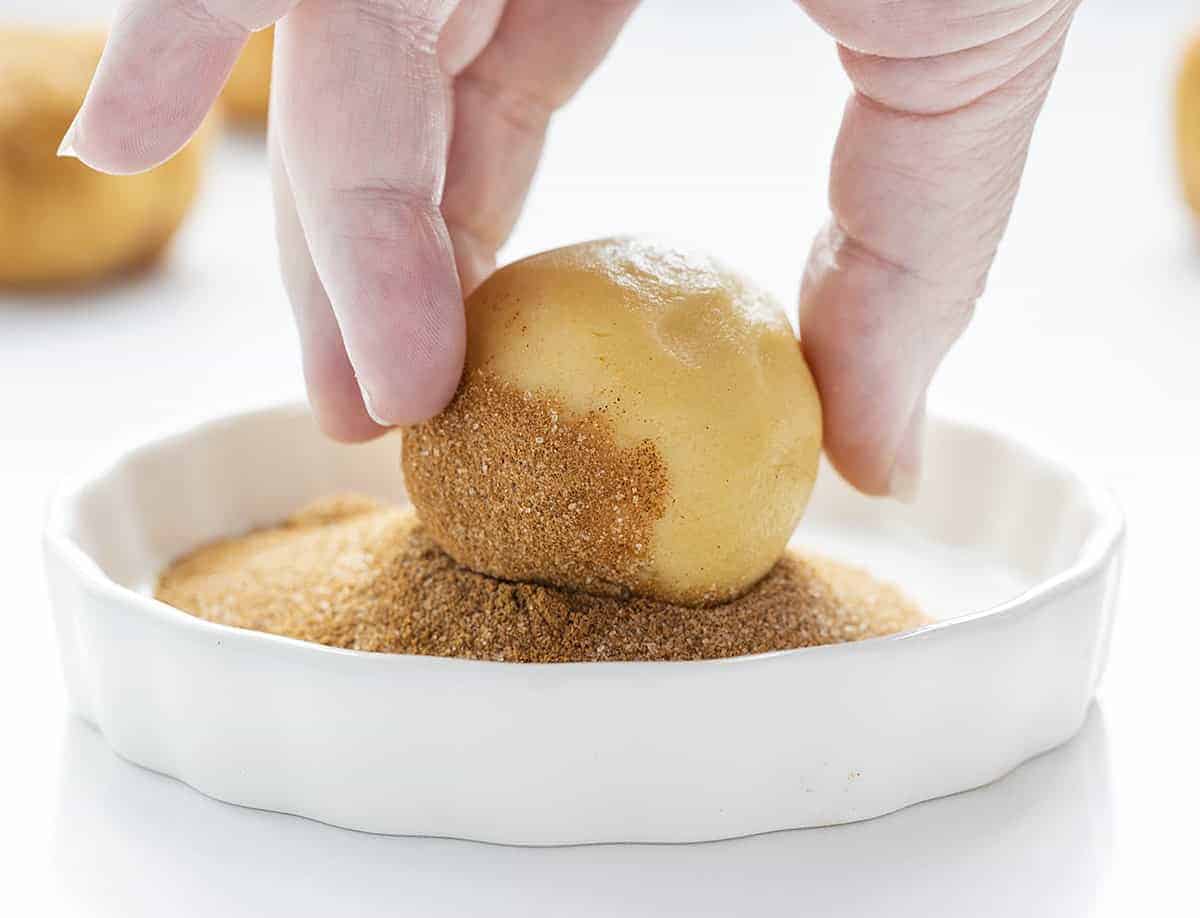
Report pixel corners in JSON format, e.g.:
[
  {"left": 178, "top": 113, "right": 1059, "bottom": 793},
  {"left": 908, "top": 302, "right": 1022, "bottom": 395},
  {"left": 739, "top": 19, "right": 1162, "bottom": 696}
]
[{"left": 273, "top": 0, "right": 465, "bottom": 426}]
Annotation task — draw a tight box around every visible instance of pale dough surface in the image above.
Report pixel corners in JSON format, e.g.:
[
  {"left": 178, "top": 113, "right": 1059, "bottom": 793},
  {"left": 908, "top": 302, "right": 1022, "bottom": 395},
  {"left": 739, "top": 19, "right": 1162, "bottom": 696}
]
[{"left": 405, "top": 237, "right": 822, "bottom": 605}]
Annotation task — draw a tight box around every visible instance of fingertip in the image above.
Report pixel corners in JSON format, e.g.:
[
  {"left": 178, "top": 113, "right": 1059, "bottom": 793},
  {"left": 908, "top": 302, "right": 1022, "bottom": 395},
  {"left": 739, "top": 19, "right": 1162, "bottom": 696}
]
[
  {"left": 820, "top": 432, "right": 894, "bottom": 499},
  {"left": 314, "top": 404, "right": 389, "bottom": 443},
  {"left": 800, "top": 258, "right": 924, "bottom": 500},
  {"left": 70, "top": 25, "right": 243, "bottom": 174},
  {"left": 803, "top": 320, "right": 922, "bottom": 500},
  {"left": 296, "top": 303, "right": 390, "bottom": 443},
  {"left": 302, "top": 356, "right": 389, "bottom": 443},
  {"left": 313, "top": 204, "right": 468, "bottom": 428},
  {"left": 805, "top": 342, "right": 926, "bottom": 501},
  {"left": 356, "top": 323, "right": 466, "bottom": 427},
  {"left": 67, "top": 102, "right": 194, "bottom": 175},
  {"left": 83, "top": 95, "right": 224, "bottom": 176}
]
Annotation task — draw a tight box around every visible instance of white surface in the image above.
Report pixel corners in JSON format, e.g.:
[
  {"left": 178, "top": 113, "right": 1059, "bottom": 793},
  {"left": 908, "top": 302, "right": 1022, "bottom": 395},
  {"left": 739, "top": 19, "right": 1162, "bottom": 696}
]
[
  {"left": 44, "top": 405, "right": 1120, "bottom": 842},
  {"left": 1, "top": 0, "right": 1197, "bottom": 910}
]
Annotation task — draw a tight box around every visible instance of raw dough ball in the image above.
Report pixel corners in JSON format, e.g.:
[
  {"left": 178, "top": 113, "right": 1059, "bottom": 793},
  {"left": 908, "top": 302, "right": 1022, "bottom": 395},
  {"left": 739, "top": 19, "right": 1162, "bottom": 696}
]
[
  {"left": 403, "top": 238, "right": 823, "bottom": 606},
  {"left": 0, "top": 27, "right": 213, "bottom": 287},
  {"left": 221, "top": 27, "right": 273, "bottom": 126},
  {"left": 1178, "top": 34, "right": 1200, "bottom": 216}
]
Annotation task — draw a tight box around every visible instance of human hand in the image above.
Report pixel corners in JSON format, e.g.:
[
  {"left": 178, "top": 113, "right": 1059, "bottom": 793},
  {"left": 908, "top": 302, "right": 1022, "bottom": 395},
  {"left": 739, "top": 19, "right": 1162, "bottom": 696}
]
[
  {"left": 61, "top": 0, "right": 637, "bottom": 440},
  {"left": 61, "top": 0, "right": 1080, "bottom": 498}
]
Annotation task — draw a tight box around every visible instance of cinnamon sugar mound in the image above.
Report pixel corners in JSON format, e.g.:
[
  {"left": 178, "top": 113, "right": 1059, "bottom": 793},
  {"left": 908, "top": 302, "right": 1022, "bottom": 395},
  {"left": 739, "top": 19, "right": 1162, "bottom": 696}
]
[
  {"left": 155, "top": 495, "right": 930, "bottom": 662},
  {"left": 402, "top": 371, "right": 670, "bottom": 601}
]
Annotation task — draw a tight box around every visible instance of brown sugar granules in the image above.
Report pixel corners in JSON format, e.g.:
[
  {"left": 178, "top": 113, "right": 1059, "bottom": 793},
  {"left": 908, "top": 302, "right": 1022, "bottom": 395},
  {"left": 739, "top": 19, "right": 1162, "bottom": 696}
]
[
  {"left": 402, "top": 371, "right": 670, "bottom": 601},
  {"left": 155, "top": 494, "right": 930, "bottom": 662}
]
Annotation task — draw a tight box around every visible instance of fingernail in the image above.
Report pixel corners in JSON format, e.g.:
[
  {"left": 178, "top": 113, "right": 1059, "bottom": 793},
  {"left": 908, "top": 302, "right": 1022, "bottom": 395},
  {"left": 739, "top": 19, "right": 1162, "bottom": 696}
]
[
  {"left": 57, "top": 116, "right": 80, "bottom": 159},
  {"left": 888, "top": 400, "right": 926, "bottom": 503},
  {"left": 359, "top": 385, "right": 390, "bottom": 427}
]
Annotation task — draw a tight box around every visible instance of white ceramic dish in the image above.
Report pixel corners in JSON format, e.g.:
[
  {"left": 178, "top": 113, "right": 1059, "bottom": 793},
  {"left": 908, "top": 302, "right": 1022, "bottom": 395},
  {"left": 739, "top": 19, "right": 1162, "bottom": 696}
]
[{"left": 44, "top": 403, "right": 1122, "bottom": 845}]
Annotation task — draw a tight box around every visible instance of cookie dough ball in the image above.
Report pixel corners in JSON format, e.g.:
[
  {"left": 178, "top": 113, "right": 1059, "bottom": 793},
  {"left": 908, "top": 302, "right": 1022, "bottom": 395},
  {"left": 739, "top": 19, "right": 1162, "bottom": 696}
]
[
  {"left": 0, "top": 27, "right": 213, "bottom": 287},
  {"left": 221, "top": 27, "right": 273, "bottom": 126},
  {"left": 1178, "top": 34, "right": 1200, "bottom": 216},
  {"left": 403, "top": 238, "right": 823, "bottom": 606}
]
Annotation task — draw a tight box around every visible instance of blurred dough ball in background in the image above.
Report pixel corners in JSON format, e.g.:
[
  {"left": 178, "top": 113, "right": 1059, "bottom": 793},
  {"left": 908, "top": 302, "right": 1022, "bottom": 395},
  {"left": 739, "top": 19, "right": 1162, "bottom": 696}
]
[
  {"left": 403, "top": 238, "right": 823, "bottom": 607},
  {"left": 1179, "top": 34, "right": 1200, "bottom": 218},
  {"left": 221, "top": 27, "right": 273, "bottom": 126},
  {"left": 0, "top": 27, "right": 213, "bottom": 287}
]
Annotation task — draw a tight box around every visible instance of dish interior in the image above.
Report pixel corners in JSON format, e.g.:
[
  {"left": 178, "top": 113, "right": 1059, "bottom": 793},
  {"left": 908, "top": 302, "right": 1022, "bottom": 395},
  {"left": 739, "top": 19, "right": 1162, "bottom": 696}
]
[{"left": 60, "top": 406, "right": 1105, "bottom": 627}]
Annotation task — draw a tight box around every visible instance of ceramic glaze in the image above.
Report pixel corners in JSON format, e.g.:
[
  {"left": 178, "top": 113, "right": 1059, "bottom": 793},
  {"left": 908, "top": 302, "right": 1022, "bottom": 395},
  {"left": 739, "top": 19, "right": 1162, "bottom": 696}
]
[{"left": 44, "top": 403, "right": 1123, "bottom": 844}]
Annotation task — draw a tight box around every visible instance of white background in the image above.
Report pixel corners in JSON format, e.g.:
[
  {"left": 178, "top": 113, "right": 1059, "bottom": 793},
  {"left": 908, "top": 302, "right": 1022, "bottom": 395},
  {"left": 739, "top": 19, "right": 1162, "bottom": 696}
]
[{"left": 2, "top": 0, "right": 1198, "bottom": 914}]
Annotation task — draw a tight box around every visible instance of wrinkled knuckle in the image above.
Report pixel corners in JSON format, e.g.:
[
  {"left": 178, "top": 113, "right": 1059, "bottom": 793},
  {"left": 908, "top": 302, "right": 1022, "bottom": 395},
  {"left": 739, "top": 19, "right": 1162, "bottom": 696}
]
[
  {"left": 803, "top": 0, "right": 1071, "bottom": 58},
  {"left": 353, "top": 0, "right": 444, "bottom": 54},
  {"left": 332, "top": 180, "right": 436, "bottom": 208},
  {"left": 837, "top": 1, "right": 1075, "bottom": 116},
  {"left": 828, "top": 220, "right": 983, "bottom": 332},
  {"left": 831, "top": 221, "right": 931, "bottom": 288},
  {"left": 327, "top": 181, "right": 441, "bottom": 245}
]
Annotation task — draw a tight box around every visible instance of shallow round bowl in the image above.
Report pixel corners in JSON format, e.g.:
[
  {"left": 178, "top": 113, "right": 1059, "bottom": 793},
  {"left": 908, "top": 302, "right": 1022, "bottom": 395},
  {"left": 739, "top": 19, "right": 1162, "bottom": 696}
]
[{"left": 43, "top": 403, "right": 1123, "bottom": 844}]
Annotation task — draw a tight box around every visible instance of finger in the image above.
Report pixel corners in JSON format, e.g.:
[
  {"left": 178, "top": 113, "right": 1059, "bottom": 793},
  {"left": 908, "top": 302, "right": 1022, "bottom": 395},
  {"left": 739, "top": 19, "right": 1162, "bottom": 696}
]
[
  {"left": 795, "top": 0, "right": 1079, "bottom": 497},
  {"left": 274, "top": 0, "right": 465, "bottom": 427},
  {"left": 442, "top": 0, "right": 640, "bottom": 291},
  {"left": 270, "top": 120, "right": 385, "bottom": 443},
  {"left": 62, "top": 0, "right": 296, "bottom": 174},
  {"left": 437, "top": 0, "right": 506, "bottom": 76},
  {"left": 801, "top": 0, "right": 1066, "bottom": 58}
]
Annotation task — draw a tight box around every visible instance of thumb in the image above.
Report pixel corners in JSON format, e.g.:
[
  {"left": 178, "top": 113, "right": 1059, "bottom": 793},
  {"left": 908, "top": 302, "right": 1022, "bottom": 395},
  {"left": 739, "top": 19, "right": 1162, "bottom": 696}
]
[{"left": 798, "top": 0, "right": 1078, "bottom": 497}]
